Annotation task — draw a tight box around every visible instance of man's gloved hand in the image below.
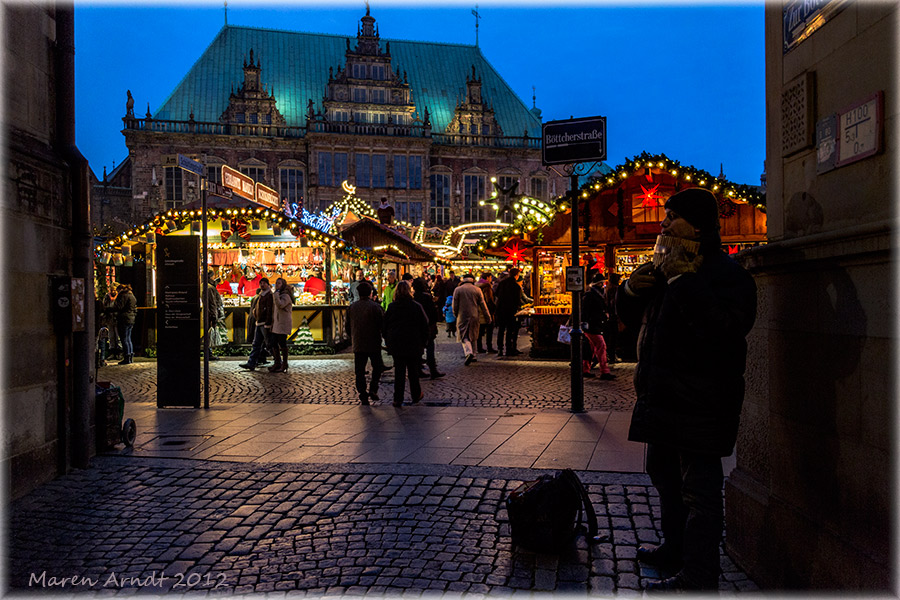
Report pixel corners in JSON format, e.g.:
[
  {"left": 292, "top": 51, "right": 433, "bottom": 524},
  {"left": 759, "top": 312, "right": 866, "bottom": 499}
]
[
  {"left": 625, "top": 262, "right": 660, "bottom": 295},
  {"left": 658, "top": 244, "right": 704, "bottom": 280}
]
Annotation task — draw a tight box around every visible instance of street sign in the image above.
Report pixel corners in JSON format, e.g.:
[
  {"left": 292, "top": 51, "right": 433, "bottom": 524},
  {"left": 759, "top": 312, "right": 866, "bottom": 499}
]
[
  {"left": 565, "top": 266, "right": 585, "bottom": 292},
  {"left": 542, "top": 116, "right": 607, "bottom": 166},
  {"left": 222, "top": 165, "right": 255, "bottom": 201},
  {"left": 255, "top": 182, "right": 280, "bottom": 211},
  {"left": 177, "top": 153, "right": 205, "bottom": 176}
]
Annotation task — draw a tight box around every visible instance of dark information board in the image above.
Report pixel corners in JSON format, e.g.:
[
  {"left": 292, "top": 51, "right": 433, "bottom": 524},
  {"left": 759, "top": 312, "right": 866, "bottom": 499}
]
[{"left": 157, "top": 235, "right": 200, "bottom": 408}]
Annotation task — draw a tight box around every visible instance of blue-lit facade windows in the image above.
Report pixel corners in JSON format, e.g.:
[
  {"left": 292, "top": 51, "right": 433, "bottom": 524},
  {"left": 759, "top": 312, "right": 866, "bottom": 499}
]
[
  {"left": 429, "top": 173, "right": 451, "bottom": 226},
  {"left": 280, "top": 168, "right": 304, "bottom": 210},
  {"left": 356, "top": 154, "right": 370, "bottom": 187},
  {"left": 317, "top": 152, "right": 348, "bottom": 186},
  {"left": 372, "top": 154, "right": 386, "bottom": 187},
  {"left": 393, "top": 155, "right": 422, "bottom": 189},
  {"left": 464, "top": 174, "right": 486, "bottom": 222},
  {"left": 164, "top": 166, "right": 183, "bottom": 211},
  {"left": 395, "top": 200, "right": 423, "bottom": 224}
]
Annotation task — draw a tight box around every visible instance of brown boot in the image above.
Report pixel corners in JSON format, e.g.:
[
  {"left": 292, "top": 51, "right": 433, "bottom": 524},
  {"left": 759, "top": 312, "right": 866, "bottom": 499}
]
[{"left": 267, "top": 349, "right": 283, "bottom": 372}]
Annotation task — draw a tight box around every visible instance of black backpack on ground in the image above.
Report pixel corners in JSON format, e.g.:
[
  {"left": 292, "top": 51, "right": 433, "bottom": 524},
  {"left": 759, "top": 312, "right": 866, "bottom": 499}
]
[{"left": 505, "top": 468, "right": 604, "bottom": 553}]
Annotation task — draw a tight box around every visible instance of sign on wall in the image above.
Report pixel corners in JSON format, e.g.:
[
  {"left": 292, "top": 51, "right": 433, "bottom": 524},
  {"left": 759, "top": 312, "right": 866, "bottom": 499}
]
[
  {"left": 783, "top": 0, "right": 846, "bottom": 54},
  {"left": 255, "top": 182, "right": 281, "bottom": 211},
  {"left": 835, "top": 92, "right": 883, "bottom": 168}
]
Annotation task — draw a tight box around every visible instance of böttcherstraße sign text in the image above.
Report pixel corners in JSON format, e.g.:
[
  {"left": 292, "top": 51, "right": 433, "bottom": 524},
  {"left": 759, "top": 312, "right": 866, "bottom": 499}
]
[{"left": 542, "top": 116, "right": 607, "bottom": 165}]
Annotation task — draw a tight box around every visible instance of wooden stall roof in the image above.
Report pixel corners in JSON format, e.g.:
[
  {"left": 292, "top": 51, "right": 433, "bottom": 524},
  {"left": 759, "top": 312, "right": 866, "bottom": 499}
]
[
  {"left": 526, "top": 165, "right": 767, "bottom": 249},
  {"left": 340, "top": 217, "right": 437, "bottom": 263}
]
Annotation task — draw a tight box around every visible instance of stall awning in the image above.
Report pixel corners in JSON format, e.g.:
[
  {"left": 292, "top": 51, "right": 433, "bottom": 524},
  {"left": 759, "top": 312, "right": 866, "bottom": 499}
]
[{"left": 340, "top": 217, "right": 437, "bottom": 263}]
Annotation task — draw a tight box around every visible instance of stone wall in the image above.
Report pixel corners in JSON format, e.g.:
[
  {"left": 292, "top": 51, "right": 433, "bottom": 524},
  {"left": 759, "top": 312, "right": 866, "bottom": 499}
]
[
  {"left": 725, "top": 2, "right": 896, "bottom": 590},
  {"left": 3, "top": 5, "right": 89, "bottom": 499}
]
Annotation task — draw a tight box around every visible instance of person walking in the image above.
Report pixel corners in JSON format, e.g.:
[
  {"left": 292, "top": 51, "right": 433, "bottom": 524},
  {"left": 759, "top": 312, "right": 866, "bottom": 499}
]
[
  {"left": 581, "top": 273, "right": 614, "bottom": 380},
  {"left": 412, "top": 277, "right": 444, "bottom": 379},
  {"left": 247, "top": 288, "right": 270, "bottom": 366},
  {"left": 239, "top": 278, "right": 274, "bottom": 371},
  {"left": 380, "top": 270, "right": 398, "bottom": 311},
  {"left": 617, "top": 188, "right": 757, "bottom": 592},
  {"left": 345, "top": 281, "right": 386, "bottom": 404},
  {"left": 442, "top": 296, "right": 457, "bottom": 337},
  {"left": 383, "top": 280, "right": 429, "bottom": 407},
  {"left": 268, "top": 277, "right": 294, "bottom": 373},
  {"left": 452, "top": 273, "right": 491, "bottom": 366},
  {"left": 113, "top": 284, "right": 138, "bottom": 364},
  {"left": 476, "top": 272, "right": 496, "bottom": 353},
  {"left": 494, "top": 267, "right": 530, "bottom": 356}
]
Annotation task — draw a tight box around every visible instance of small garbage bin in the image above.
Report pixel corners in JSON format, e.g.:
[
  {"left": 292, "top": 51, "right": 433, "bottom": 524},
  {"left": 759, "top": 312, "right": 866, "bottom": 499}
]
[{"left": 95, "top": 382, "right": 136, "bottom": 450}]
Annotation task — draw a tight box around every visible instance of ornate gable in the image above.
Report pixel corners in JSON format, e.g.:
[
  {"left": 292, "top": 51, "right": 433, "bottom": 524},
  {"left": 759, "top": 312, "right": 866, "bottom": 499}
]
[
  {"left": 310, "top": 8, "right": 423, "bottom": 131},
  {"left": 220, "top": 49, "right": 286, "bottom": 126},
  {"left": 445, "top": 66, "right": 503, "bottom": 138}
]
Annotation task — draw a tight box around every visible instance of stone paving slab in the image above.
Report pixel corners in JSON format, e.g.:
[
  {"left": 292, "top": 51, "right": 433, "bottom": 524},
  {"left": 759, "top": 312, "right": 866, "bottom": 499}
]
[{"left": 8, "top": 456, "right": 758, "bottom": 595}]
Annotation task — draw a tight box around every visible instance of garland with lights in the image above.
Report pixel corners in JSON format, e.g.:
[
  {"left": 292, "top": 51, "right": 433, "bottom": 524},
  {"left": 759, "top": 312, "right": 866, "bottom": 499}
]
[
  {"left": 94, "top": 204, "right": 376, "bottom": 264},
  {"left": 474, "top": 152, "right": 766, "bottom": 255}
]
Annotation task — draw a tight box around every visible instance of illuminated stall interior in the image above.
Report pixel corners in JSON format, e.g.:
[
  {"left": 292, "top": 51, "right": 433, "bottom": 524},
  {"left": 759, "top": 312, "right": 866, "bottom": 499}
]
[
  {"left": 96, "top": 195, "right": 375, "bottom": 350},
  {"left": 476, "top": 153, "right": 767, "bottom": 357}
]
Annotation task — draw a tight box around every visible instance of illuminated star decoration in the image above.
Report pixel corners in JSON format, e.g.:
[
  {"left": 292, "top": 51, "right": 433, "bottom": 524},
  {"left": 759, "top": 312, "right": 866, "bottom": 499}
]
[
  {"left": 637, "top": 183, "right": 662, "bottom": 208},
  {"left": 488, "top": 179, "right": 520, "bottom": 222},
  {"left": 503, "top": 241, "right": 527, "bottom": 266}
]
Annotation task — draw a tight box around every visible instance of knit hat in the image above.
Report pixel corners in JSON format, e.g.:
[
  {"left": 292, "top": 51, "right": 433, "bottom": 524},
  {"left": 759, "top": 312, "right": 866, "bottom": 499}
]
[{"left": 664, "top": 188, "right": 721, "bottom": 250}]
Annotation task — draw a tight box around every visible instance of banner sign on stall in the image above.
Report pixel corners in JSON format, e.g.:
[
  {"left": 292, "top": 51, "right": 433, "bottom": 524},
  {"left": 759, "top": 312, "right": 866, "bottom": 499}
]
[
  {"left": 156, "top": 235, "right": 201, "bottom": 408},
  {"left": 222, "top": 165, "right": 255, "bottom": 201},
  {"left": 542, "top": 116, "right": 607, "bottom": 166},
  {"left": 255, "top": 182, "right": 281, "bottom": 211}
]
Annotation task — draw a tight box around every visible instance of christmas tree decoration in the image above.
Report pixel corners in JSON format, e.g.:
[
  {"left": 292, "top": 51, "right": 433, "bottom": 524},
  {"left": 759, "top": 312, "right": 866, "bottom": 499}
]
[{"left": 295, "top": 318, "right": 315, "bottom": 348}]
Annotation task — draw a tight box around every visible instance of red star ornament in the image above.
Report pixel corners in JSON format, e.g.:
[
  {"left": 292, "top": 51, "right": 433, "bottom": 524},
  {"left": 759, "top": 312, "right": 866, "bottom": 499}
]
[{"left": 503, "top": 242, "right": 526, "bottom": 266}]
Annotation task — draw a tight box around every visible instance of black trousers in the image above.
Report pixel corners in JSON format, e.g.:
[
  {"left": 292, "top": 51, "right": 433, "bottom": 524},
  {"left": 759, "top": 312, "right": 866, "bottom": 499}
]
[
  {"left": 477, "top": 322, "right": 494, "bottom": 351},
  {"left": 354, "top": 351, "right": 385, "bottom": 401},
  {"left": 646, "top": 443, "right": 724, "bottom": 588},
  {"left": 392, "top": 353, "right": 422, "bottom": 403},
  {"left": 424, "top": 336, "right": 437, "bottom": 372},
  {"left": 495, "top": 313, "right": 518, "bottom": 353}
]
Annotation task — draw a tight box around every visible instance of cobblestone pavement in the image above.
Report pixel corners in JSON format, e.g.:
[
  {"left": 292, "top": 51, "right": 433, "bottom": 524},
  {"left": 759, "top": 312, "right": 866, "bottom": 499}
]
[
  {"left": 99, "top": 333, "right": 638, "bottom": 412},
  {"left": 8, "top": 457, "right": 758, "bottom": 595}
]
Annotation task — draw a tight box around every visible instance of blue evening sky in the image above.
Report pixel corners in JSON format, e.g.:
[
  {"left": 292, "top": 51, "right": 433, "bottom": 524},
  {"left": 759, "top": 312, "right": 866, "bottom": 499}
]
[{"left": 74, "top": 2, "right": 765, "bottom": 185}]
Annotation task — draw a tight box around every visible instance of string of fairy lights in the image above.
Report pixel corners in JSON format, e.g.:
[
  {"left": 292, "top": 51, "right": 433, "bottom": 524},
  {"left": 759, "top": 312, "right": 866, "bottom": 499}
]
[
  {"left": 474, "top": 152, "right": 766, "bottom": 255},
  {"left": 95, "top": 205, "right": 373, "bottom": 263}
]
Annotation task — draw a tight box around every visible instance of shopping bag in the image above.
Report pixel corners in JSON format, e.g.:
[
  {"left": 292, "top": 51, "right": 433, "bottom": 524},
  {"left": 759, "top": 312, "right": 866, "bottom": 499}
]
[{"left": 557, "top": 324, "right": 572, "bottom": 344}]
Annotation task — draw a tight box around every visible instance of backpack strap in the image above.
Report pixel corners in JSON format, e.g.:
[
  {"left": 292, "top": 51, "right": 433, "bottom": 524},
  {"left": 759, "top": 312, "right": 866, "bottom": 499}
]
[{"left": 561, "top": 469, "right": 605, "bottom": 543}]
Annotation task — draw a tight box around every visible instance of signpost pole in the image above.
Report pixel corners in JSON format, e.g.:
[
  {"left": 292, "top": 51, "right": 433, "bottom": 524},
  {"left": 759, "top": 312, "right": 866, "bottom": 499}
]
[
  {"left": 570, "top": 172, "right": 584, "bottom": 413},
  {"left": 201, "top": 168, "right": 210, "bottom": 410},
  {"left": 540, "top": 115, "right": 606, "bottom": 415}
]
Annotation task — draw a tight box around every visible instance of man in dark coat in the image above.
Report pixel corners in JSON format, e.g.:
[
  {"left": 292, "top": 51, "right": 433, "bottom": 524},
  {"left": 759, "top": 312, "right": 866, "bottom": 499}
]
[
  {"left": 617, "top": 188, "right": 757, "bottom": 591},
  {"left": 494, "top": 267, "right": 531, "bottom": 356},
  {"left": 412, "top": 277, "right": 444, "bottom": 379},
  {"left": 113, "top": 284, "right": 138, "bottom": 364},
  {"left": 345, "top": 281, "right": 386, "bottom": 405},
  {"left": 383, "top": 281, "right": 429, "bottom": 407}
]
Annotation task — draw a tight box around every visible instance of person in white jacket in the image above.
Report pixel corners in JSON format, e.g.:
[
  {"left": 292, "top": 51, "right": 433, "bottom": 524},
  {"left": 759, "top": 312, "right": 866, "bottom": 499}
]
[{"left": 269, "top": 277, "right": 294, "bottom": 372}]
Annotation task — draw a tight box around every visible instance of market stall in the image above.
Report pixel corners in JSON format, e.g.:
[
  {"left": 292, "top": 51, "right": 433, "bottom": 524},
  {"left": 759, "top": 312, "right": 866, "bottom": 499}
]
[
  {"left": 95, "top": 196, "right": 379, "bottom": 353},
  {"left": 475, "top": 153, "right": 767, "bottom": 358}
]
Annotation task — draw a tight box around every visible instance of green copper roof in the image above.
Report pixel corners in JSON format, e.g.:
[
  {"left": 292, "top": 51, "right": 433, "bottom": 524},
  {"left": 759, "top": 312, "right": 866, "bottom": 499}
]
[{"left": 154, "top": 24, "right": 543, "bottom": 137}]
